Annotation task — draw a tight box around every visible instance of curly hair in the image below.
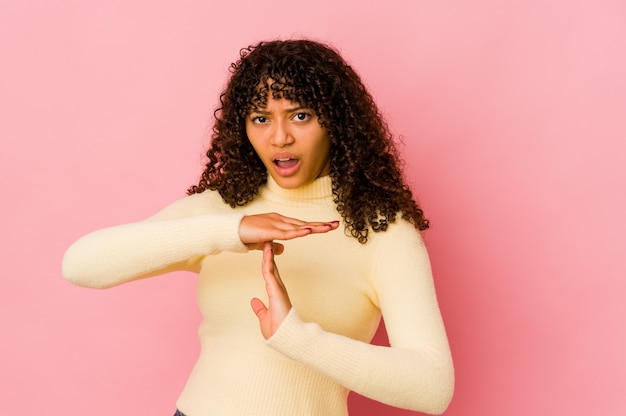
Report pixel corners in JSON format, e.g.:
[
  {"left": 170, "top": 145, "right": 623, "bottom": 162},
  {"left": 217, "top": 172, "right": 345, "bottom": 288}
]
[{"left": 188, "top": 39, "right": 429, "bottom": 243}]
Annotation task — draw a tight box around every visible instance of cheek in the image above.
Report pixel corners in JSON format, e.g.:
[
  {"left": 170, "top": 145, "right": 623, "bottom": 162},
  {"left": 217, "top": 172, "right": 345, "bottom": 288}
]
[
  {"left": 319, "top": 134, "right": 331, "bottom": 158},
  {"left": 245, "top": 131, "right": 261, "bottom": 154},
  {"left": 244, "top": 123, "right": 257, "bottom": 143}
]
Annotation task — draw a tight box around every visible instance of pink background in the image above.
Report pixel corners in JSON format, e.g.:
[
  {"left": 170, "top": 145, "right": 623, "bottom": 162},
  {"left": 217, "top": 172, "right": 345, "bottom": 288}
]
[{"left": 2, "top": 0, "right": 625, "bottom": 415}]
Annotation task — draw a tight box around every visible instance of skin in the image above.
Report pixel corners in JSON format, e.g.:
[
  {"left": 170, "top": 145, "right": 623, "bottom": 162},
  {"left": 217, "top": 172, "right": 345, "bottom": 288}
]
[
  {"left": 245, "top": 97, "right": 331, "bottom": 190},
  {"left": 250, "top": 242, "right": 295, "bottom": 339},
  {"left": 239, "top": 96, "right": 338, "bottom": 338},
  {"left": 245, "top": 223, "right": 338, "bottom": 339}
]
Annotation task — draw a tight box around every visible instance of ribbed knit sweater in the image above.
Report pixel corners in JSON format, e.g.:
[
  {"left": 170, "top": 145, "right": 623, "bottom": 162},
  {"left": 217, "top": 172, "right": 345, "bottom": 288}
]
[{"left": 62, "top": 175, "right": 454, "bottom": 415}]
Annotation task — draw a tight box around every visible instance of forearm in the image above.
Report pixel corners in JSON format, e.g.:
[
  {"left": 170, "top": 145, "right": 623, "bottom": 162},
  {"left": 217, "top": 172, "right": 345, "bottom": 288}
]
[
  {"left": 62, "top": 212, "right": 246, "bottom": 288},
  {"left": 267, "top": 309, "right": 454, "bottom": 414}
]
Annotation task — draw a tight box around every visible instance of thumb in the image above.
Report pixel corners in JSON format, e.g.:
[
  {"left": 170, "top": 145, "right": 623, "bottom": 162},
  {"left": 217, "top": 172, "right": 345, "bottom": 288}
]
[
  {"left": 271, "top": 242, "right": 285, "bottom": 255},
  {"left": 244, "top": 242, "right": 285, "bottom": 255},
  {"left": 250, "top": 297, "right": 268, "bottom": 319}
]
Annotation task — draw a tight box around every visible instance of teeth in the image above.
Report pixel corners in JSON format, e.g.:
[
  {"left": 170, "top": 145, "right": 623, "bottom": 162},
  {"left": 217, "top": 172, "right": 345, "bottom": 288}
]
[{"left": 276, "top": 158, "right": 291, "bottom": 161}]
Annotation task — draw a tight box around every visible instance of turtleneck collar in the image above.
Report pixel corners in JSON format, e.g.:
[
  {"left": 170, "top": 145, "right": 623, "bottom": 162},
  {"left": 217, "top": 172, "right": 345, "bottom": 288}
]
[{"left": 263, "top": 174, "right": 333, "bottom": 204}]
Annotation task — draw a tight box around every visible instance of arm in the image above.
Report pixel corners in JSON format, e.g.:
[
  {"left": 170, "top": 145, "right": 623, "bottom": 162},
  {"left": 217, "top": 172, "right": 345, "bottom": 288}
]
[
  {"left": 62, "top": 194, "right": 340, "bottom": 289},
  {"left": 62, "top": 193, "right": 246, "bottom": 289},
  {"left": 253, "top": 226, "right": 454, "bottom": 414}
]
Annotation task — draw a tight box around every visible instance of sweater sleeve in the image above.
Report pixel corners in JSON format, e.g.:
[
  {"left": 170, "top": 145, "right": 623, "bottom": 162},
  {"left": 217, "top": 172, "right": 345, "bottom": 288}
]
[
  {"left": 62, "top": 193, "right": 247, "bottom": 289},
  {"left": 266, "top": 224, "right": 454, "bottom": 414}
]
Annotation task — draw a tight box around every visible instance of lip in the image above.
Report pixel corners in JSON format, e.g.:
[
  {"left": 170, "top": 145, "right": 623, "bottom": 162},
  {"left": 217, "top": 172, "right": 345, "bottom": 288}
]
[{"left": 272, "top": 152, "right": 300, "bottom": 177}]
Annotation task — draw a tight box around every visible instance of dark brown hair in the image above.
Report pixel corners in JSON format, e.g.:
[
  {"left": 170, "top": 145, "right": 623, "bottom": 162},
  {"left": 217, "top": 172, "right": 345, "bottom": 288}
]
[{"left": 188, "top": 39, "right": 428, "bottom": 243}]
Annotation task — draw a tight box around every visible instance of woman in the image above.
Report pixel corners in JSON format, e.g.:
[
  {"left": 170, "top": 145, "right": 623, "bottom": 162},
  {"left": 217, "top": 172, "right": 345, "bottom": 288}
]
[{"left": 63, "top": 39, "right": 454, "bottom": 415}]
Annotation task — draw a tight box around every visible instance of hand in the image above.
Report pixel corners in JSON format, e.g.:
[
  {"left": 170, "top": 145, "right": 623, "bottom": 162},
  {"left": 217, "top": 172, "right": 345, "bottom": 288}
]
[
  {"left": 250, "top": 242, "right": 293, "bottom": 339},
  {"left": 239, "top": 213, "right": 339, "bottom": 254}
]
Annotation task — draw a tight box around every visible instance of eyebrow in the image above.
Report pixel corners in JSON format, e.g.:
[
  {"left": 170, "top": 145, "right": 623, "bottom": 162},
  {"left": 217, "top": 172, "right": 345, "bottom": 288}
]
[{"left": 249, "top": 106, "right": 308, "bottom": 115}]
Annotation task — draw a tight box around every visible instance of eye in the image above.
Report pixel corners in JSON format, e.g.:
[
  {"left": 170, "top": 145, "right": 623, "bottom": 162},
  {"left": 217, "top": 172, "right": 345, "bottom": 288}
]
[
  {"left": 293, "top": 112, "right": 311, "bottom": 122},
  {"left": 252, "top": 116, "right": 268, "bottom": 124}
]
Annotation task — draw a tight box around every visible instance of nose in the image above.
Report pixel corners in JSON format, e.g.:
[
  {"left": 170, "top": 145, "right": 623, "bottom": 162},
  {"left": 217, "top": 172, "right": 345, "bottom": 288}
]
[{"left": 270, "top": 119, "right": 294, "bottom": 147}]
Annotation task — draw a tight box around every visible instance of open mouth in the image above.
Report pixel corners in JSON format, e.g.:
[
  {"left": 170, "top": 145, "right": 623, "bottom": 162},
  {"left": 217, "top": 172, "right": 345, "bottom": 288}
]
[
  {"left": 271, "top": 156, "right": 300, "bottom": 176},
  {"left": 273, "top": 158, "right": 299, "bottom": 169}
]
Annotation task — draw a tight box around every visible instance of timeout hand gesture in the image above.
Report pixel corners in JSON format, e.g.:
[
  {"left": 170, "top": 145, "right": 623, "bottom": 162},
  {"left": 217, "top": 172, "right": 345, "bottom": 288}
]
[
  {"left": 250, "top": 242, "right": 292, "bottom": 339},
  {"left": 246, "top": 214, "right": 339, "bottom": 339},
  {"left": 239, "top": 213, "right": 339, "bottom": 254}
]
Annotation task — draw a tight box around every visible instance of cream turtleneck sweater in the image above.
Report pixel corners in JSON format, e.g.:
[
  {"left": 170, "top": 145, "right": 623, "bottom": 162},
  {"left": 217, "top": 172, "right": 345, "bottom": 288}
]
[{"left": 62, "top": 175, "right": 454, "bottom": 415}]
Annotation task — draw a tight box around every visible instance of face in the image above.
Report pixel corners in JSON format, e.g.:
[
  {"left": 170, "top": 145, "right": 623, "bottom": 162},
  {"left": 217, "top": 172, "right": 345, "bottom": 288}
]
[{"left": 245, "top": 96, "right": 331, "bottom": 189}]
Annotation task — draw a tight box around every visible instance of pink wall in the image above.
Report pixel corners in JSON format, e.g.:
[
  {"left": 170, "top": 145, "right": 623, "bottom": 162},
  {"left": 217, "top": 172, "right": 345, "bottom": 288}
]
[{"left": 2, "top": 0, "right": 624, "bottom": 414}]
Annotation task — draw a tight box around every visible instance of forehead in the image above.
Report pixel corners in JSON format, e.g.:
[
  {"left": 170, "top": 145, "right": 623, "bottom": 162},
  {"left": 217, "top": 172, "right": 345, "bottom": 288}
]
[
  {"left": 249, "top": 96, "right": 308, "bottom": 113},
  {"left": 249, "top": 77, "right": 303, "bottom": 109}
]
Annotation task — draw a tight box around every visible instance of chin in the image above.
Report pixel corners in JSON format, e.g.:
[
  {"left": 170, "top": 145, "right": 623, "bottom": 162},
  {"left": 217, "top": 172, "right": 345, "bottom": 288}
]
[
  {"left": 276, "top": 179, "right": 303, "bottom": 189},
  {"left": 271, "top": 175, "right": 308, "bottom": 189}
]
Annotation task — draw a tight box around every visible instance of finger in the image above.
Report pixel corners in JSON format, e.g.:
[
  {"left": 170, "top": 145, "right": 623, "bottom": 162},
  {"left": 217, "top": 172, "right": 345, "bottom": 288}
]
[
  {"left": 268, "top": 214, "right": 337, "bottom": 232},
  {"left": 273, "top": 220, "right": 339, "bottom": 236},
  {"left": 280, "top": 217, "right": 308, "bottom": 227},
  {"left": 272, "top": 242, "right": 285, "bottom": 255},
  {"left": 274, "top": 226, "right": 313, "bottom": 238},
  {"left": 250, "top": 297, "right": 268, "bottom": 318},
  {"left": 275, "top": 214, "right": 341, "bottom": 230},
  {"left": 277, "top": 219, "right": 339, "bottom": 230},
  {"left": 245, "top": 241, "right": 285, "bottom": 254},
  {"left": 264, "top": 213, "right": 307, "bottom": 228},
  {"left": 262, "top": 242, "right": 286, "bottom": 291},
  {"left": 262, "top": 241, "right": 277, "bottom": 278},
  {"left": 296, "top": 220, "right": 340, "bottom": 234},
  {"left": 240, "top": 218, "right": 311, "bottom": 242}
]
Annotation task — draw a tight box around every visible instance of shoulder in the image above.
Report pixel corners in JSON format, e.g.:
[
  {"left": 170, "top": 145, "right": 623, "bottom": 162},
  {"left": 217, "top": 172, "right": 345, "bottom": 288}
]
[
  {"left": 371, "top": 217, "right": 425, "bottom": 248},
  {"left": 368, "top": 218, "right": 429, "bottom": 268},
  {"left": 146, "top": 189, "right": 236, "bottom": 221},
  {"left": 367, "top": 218, "right": 434, "bottom": 297}
]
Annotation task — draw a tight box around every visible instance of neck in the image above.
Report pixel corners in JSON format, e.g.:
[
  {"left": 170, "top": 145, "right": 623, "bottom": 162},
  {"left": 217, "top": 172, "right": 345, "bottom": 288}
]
[{"left": 265, "top": 175, "right": 333, "bottom": 202}]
